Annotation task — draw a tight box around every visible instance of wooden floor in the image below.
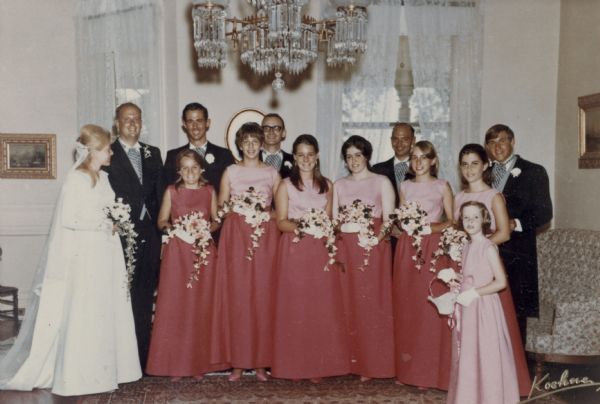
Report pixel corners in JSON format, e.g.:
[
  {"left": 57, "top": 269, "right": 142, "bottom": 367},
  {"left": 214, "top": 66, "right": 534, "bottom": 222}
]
[{"left": 0, "top": 319, "right": 596, "bottom": 403}]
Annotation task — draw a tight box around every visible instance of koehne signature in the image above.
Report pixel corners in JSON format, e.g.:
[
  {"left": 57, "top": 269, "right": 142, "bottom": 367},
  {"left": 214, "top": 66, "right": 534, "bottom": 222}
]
[{"left": 519, "top": 369, "right": 600, "bottom": 403}]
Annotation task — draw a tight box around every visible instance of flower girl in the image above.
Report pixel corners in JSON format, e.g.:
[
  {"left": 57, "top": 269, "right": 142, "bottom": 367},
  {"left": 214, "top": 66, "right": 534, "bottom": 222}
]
[
  {"left": 446, "top": 201, "right": 519, "bottom": 404},
  {"left": 392, "top": 140, "right": 454, "bottom": 389},
  {"left": 215, "top": 122, "right": 281, "bottom": 382},
  {"left": 146, "top": 149, "right": 229, "bottom": 380}
]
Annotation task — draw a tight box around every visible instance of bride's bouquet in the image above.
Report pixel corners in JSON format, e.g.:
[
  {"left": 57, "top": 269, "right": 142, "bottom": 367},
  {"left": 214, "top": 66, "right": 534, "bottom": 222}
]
[
  {"left": 334, "top": 199, "right": 378, "bottom": 270},
  {"left": 430, "top": 226, "right": 469, "bottom": 272},
  {"left": 216, "top": 186, "right": 271, "bottom": 260},
  {"left": 163, "top": 211, "right": 213, "bottom": 288},
  {"left": 293, "top": 208, "right": 337, "bottom": 271},
  {"left": 388, "top": 201, "right": 431, "bottom": 271},
  {"left": 104, "top": 198, "right": 138, "bottom": 293}
]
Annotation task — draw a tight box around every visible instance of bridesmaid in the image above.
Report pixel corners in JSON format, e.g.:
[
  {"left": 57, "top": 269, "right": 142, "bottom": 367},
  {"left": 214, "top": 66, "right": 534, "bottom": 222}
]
[
  {"left": 146, "top": 150, "right": 229, "bottom": 380},
  {"left": 215, "top": 122, "right": 281, "bottom": 382},
  {"left": 333, "top": 135, "right": 395, "bottom": 382},
  {"left": 271, "top": 134, "right": 350, "bottom": 382},
  {"left": 454, "top": 143, "right": 531, "bottom": 396},
  {"left": 393, "top": 140, "right": 454, "bottom": 390}
]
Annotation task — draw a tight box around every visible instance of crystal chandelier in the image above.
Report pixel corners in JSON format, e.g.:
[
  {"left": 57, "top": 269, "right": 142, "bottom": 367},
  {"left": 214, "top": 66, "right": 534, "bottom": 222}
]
[{"left": 192, "top": 0, "right": 369, "bottom": 90}]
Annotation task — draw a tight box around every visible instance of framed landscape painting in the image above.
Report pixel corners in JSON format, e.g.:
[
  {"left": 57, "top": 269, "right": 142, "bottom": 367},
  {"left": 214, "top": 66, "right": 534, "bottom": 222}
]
[{"left": 0, "top": 133, "right": 57, "bottom": 179}]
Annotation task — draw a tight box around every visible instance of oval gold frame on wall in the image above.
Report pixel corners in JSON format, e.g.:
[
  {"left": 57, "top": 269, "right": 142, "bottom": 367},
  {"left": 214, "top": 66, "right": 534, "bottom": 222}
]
[{"left": 225, "top": 108, "right": 265, "bottom": 161}]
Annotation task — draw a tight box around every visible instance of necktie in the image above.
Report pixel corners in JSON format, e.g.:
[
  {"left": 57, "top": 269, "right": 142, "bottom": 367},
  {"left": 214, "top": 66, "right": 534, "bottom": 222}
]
[
  {"left": 492, "top": 163, "right": 506, "bottom": 190},
  {"left": 127, "top": 148, "right": 143, "bottom": 184},
  {"left": 394, "top": 162, "right": 408, "bottom": 185},
  {"left": 194, "top": 147, "right": 206, "bottom": 158},
  {"left": 264, "top": 153, "right": 282, "bottom": 170}
]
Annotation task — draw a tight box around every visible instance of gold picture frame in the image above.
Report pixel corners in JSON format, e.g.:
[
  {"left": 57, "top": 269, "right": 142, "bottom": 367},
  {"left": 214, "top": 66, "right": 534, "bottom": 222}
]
[
  {"left": 225, "top": 108, "right": 265, "bottom": 161},
  {"left": 0, "top": 133, "right": 57, "bottom": 179},
  {"left": 578, "top": 93, "right": 600, "bottom": 169}
]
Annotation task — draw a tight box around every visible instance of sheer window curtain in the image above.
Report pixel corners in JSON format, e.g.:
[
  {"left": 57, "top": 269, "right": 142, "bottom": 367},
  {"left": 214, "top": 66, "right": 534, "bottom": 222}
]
[{"left": 75, "top": 0, "right": 163, "bottom": 147}]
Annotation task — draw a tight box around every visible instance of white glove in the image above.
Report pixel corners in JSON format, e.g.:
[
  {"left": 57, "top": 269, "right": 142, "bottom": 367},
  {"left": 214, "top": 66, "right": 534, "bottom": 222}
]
[
  {"left": 456, "top": 288, "right": 479, "bottom": 307},
  {"left": 428, "top": 291, "right": 457, "bottom": 315},
  {"left": 174, "top": 228, "right": 195, "bottom": 244},
  {"left": 340, "top": 222, "right": 361, "bottom": 233},
  {"left": 437, "top": 268, "right": 458, "bottom": 284}
]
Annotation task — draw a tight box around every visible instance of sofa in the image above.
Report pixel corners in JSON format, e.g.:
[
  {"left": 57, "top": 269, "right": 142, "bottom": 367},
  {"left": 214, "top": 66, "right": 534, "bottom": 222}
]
[{"left": 525, "top": 228, "right": 600, "bottom": 377}]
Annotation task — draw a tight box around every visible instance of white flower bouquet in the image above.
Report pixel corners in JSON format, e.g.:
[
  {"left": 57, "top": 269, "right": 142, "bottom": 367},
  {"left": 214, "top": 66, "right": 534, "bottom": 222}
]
[
  {"left": 163, "top": 211, "right": 213, "bottom": 288},
  {"left": 216, "top": 186, "right": 271, "bottom": 260},
  {"left": 389, "top": 201, "right": 431, "bottom": 271},
  {"left": 430, "top": 226, "right": 469, "bottom": 272},
  {"left": 293, "top": 208, "right": 337, "bottom": 271},
  {"left": 334, "top": 199, "right": 378, "bottom": 270},
  {"left": 104, "top": 198, "right": 138, "bottom": 294}
]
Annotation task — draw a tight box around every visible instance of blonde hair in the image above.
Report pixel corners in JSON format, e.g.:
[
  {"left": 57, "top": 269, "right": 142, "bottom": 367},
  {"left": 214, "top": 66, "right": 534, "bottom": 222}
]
[{"left": 77, "top": 124, "right": 111, "bottom": 186}]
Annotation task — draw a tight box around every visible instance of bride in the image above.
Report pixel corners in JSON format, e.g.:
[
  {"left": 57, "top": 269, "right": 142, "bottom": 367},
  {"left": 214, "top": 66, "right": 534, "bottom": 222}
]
[{"left": 0, "top": 124, "right": 141, "bottom": 396}]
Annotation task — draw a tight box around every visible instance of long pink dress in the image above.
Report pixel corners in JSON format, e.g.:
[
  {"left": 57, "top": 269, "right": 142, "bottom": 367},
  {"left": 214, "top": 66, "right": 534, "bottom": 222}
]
[
  {"left": 271, "top": 179, "right": 350, "bottom": 379},
  {"left": 393, "top": 179, "right": 453, "bottom": 389},
  {"left": 333, "top": 174, "right": 395, "bottom": 379},
  {"left": 446, "top": 237, "right": 519, "bottom": 404},
  {"left": 214, "top": 164, "right": 279, "bottom": 369},
  {"left": 454, "top": 189, "right": 531, "bottom": 396},
  {"left": 146, "top": 185, "right": 229, "bottom": 376}
]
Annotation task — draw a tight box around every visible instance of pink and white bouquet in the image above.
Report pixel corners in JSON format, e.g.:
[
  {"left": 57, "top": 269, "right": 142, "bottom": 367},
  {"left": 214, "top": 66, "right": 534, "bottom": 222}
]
[
  {"left": 430, "top": 226, "right": 469, "bottom": 272},
  {"left": 163, "top": 211, "right": 213, "bottom": 288},
  {"left": 104, "top": 198, "right": 138, "bottom": 294},
  {"left": 216, "top": 186, "right": 271, "bottom": 260},
  {"left": 293, "top": 208, "right": 337, "bottom": 271},
  {"left": 390, "top": 201, "right": 431, "bottom": 271},
  {"left": 334, "top": 199, "right": 378, "bottom": 270}
]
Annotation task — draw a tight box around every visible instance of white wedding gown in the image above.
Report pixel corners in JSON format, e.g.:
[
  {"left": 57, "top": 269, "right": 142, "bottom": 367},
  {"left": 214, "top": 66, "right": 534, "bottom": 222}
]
[{"left": 0, "top": 170, "right": 141, "bottom": 396}]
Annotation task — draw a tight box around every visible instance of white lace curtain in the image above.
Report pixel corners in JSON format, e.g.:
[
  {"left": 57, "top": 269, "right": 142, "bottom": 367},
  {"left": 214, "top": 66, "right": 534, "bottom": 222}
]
[{"left": 75, "top": 0, "right": 162, "bottom": 146}]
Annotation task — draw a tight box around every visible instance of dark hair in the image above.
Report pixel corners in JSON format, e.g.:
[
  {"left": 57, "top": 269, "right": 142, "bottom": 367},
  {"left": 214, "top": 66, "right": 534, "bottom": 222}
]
[
  {"left": 174, "top": 149, "right": 208, "bottom": 189},
  {"left": 409, "top": 140, "right": 439, "bottom": 177},
  {"left": 235, "top": 122, "right": 264, "bottom": 157},
  {"left": 457, "top": 201, "right": 493, "bottom": 236},
  {"left": 262, "top": 113, "right": 285, "bottom": 129},
  {"left": 341, "top": 135, "right": 373, "bottom": 170},
  {"left": 458, "top": 143, "right": 492, "bottom": 189},
  {"left": 289, "top": 134, "right": 329, "bottom": 194},
  {"left": 485, "top": 124, "right": 514, "bottom": 144},
  {"left": 392, "top": 122, "right": 415, "bottom": 137},
  {"left": 115, "top": 102, "right": 142, "bottom": 119},
  {"left": 182, "top": 102, "right": 208, "bottom": 121}
]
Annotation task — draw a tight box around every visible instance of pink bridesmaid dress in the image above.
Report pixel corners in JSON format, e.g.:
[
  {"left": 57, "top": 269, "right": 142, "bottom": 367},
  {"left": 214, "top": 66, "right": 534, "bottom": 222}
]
[
  {"left": 213, "top": 164, "right": 279, "bottom": 370},
  {"left": 271, "top": 178, "right": 350, "bottom": 380},
  {"left": 333, "top": 174, "right": 395, "bottom": 379},
  {"left": 146, "top": 185, "right": 229, "bottom": 376},
  {"left": 446, "top": 237, "right": 519, "bottom": 404},
  {"left": 393, "top": 179, "right": 453, "bottom": 389},
  {"left": 454, "top": 189, "right": 531, "bottom": 396}
]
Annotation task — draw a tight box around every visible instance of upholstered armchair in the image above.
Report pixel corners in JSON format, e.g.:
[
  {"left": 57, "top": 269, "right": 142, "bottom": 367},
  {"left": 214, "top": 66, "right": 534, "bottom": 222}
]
[{"left": 526, "top": 229, "right": 600, "bottom": 377}]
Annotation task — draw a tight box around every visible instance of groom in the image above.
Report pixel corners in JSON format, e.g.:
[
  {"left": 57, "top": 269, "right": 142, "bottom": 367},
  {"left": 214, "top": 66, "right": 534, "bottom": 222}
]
[{"left": 104, "top": 102, "right": 164, "bottom": 371}]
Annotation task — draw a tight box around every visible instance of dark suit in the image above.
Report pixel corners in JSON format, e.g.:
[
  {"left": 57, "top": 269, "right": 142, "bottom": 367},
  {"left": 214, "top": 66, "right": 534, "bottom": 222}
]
[
  {"left": 372, "top": 158, "right": 400, "bottom": 207},
  {"left": 266, "top": 150, "right": 294, "bottom": 179},
  {"left": 164, "top": 142, "right": 235, "bottom": 194},
  {"left": 104, "top": 140, "right": 165, "bottom": 371},
  {"left": 498, "top": 156, "right": 552, "bottom": 320}
]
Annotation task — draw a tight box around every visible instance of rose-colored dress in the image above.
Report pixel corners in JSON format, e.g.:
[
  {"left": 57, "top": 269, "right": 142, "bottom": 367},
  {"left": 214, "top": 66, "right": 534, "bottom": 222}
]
[
  {"left": 446, "top": 237, "right": 519, "bottom": 404},
  {"left": 146, "top": 185, "right": 229, "bottom": 376},
  {"left": 214, "top": 164, "right": 279, "bottom": 369},
  {"left": 454, "top": 188, "right": 531, "bottom": 396},
  {"left": 333, "top": 174, "right": 395, "bottom": 379},
  {"left": 271, "top": 178, "right": 350, "bottom": 379},
  {"left": 393, "top": 179, "right": 453, "bottom": 389}
]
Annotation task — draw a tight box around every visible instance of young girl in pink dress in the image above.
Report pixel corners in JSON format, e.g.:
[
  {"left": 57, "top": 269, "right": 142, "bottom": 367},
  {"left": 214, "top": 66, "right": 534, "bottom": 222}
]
[
  {"left": 215, "top": 122, "right": 281, "bottom": 382},
  {"left": 454, "top": 144, "right": 530, "bottom": 396},
  {"left": 393, "top": 141, "right": 454, "bottom": 389},
  {"left": 271, "top": 134, "right": 350, "bottom": 382},
  {"left": 446, "top": 201, "right": 519, "bottom": 404},
  {"left": 146, "top": 150, "right": 229, "bottom": 380},
  {"left": 333, "top": 135, "right": 395, "bottom": 382}
]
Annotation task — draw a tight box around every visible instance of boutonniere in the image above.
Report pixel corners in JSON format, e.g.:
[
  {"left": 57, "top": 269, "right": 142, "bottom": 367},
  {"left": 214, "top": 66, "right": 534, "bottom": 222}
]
[
  {"left": 510, "top": 167, "right": 521, "bottom": 177},
  {"left": 284, "top": 161, "right": 293, "bottom": 169},
  {"left": 142, "top": 145, "right": 152, "bottom": 159},
  {"left": 204, "top": 153, "right": 215, "bottom": 164}
]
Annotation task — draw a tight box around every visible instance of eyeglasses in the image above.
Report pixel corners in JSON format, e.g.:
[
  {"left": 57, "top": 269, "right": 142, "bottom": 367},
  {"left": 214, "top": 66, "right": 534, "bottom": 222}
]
[{"left": 262, "top": 125, "right": 283, "bottom": 133}]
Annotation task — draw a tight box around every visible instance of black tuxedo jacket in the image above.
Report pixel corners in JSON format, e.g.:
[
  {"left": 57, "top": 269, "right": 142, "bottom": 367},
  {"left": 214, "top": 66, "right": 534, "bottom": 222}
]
[
  {"left": 104, "top": 140, "right": 165, "bottom": 227},
  {"left": 499, "top": 156, "right": 552, "bottom": 317},
  {"left": 279, "top": 150, "right": 294, "bottom": 179},
  {"left": 372, "top": 157, "right": 413, "bottom": 207},
  {"left": 164, "top": 142, "right": 235, "bottom": 194}
]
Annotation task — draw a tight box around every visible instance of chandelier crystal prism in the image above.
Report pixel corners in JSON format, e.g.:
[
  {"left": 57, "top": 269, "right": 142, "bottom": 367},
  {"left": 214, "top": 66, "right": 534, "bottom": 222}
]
[{"left": 192, "top": 0, "right": 369, "bottom": 90}]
